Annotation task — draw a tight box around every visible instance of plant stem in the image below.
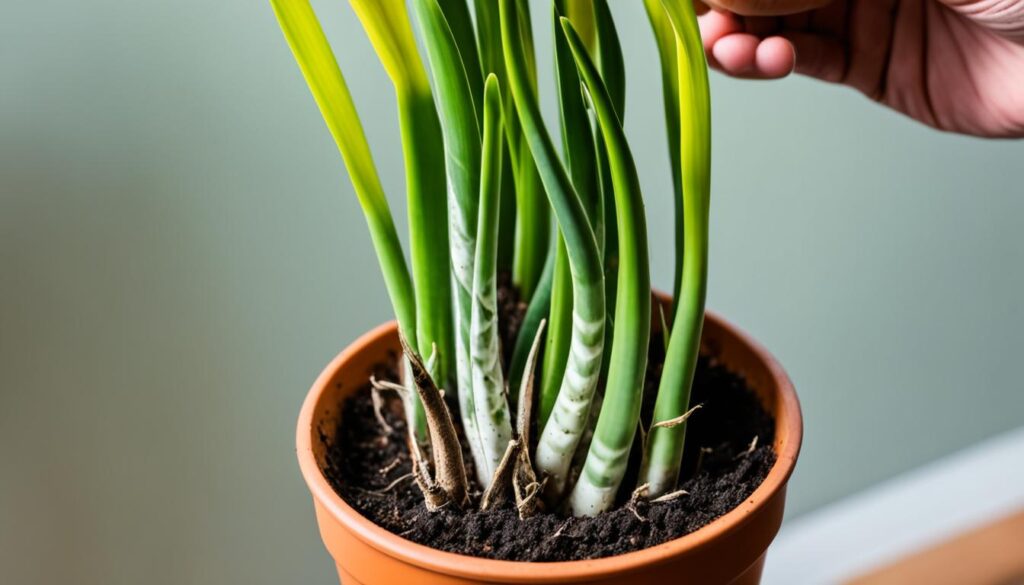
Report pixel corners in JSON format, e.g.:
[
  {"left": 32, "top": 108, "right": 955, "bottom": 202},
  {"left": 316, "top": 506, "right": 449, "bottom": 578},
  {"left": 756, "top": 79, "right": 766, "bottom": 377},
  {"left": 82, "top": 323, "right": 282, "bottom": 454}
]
[
  {"left": 538, "top": 233, "right": 572, "bottom": 429},
  {"left": 592, "top": 0, "right": 625, "bottom": 261},
  {"left": 639, "top": 0, "right": 711, "bottom": 497},
  {"left": 469, "top": 75, "right": 513, "bottom": 487},
  {"left": 269, "top": 0, "right": 420, "bottom": 420},
  {"left": 436, "top": 0, "right": 483, "bottom": 123},
  {"left": 501, "top": 0, "right": 606, "bottom": 503},
  {"left": 560, "top": 17, "right": 651, "bottom": 516},
  {"left": 593, "top": 0, "right": 625, "bottom": 122},
  {"left": 537, "top": 0, "right": 601, "bottom": 434},
  {"left": 643, "top": 0, "right": 684, "bottom": 324},
  {"left": 492, "top": 0, "right": 549, "bottom": 302},
  {"left": 410, "top": 0, "right": 492, "bottom": 482},
  {"left": 556, "top": 0, "right": 600, "bottom": 231},
  {"left": 497, "top": 145, "right": 518, "bottom": 274},
  {"left": 399, "top": 91, "right": 453, "bottom": 435},
  {"left": 348, "top": 0, "right": 456, "bottom": 440},
  {"left": 512, "top": 145, "right": 550, "bottom": 301},
  {"left": 578, "top": 0, "right": 626, "bottom": 479},
  {"left": 469, "top": 0, "right": 518, "bottom": 276}
]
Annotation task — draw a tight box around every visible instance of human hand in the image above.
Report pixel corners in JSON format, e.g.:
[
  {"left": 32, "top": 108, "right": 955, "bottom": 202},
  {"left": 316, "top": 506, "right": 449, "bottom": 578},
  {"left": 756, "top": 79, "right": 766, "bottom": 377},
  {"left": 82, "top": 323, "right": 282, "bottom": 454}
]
[{"left": 698, "top": 0, "right": 1024, "bottom": 137}]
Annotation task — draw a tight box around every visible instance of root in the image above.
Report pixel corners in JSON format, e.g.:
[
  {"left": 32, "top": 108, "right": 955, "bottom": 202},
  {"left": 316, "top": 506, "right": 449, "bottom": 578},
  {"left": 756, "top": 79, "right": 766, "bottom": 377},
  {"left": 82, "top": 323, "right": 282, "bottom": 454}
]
[
  {"left": 370, "top": 376, "right": 408, "bottom": 395},
  {"left": 628, "top": 482, "right": 687, "bottom": 507},
  {"left": 379, "top": 457, "right": 402, "bottom": 476},
  {"left": 369, "top": 385, "right": 394, "bottom": 434},
  {"left": 628, "top": 504, "right": 647, "bottom": 522},
  {"left": 370, "top": 472, "right": 414, "bottom": 494},
  {"left": 626, "top": 483, "right": 650, "bottom": 522}
]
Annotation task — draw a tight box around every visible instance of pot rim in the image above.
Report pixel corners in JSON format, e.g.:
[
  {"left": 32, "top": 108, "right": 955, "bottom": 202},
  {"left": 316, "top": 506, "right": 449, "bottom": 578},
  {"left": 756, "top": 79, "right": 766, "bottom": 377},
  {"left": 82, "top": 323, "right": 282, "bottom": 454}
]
[{"left": 296, "top": 309, "right": 802, "bottom": 581}]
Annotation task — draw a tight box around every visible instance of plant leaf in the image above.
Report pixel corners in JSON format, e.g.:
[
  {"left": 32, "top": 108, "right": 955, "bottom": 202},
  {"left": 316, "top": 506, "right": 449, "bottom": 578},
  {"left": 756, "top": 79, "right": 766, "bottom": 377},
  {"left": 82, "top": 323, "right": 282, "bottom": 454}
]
[
  {"left": 639, "top": 0, "right": 712, "bottom": 498},
  {"left": 269, "top": 0, "right": 418, "bottom": 355},
  {"left": 468, "top": 74, "right": 513, "bottom": 487},
  {"left": 559, "top": 16, "right": 652, "bottom": 517},
  {"left": 501, "top": 0, "right": 606, "bottom": 503}
]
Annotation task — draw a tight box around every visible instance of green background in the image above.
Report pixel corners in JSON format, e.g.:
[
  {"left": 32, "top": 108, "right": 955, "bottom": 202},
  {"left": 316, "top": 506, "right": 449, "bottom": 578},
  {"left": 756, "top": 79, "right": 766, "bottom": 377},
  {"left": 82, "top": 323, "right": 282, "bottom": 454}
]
[{"left": 2, "top": 1, "right": 1022, "bottom": 583}]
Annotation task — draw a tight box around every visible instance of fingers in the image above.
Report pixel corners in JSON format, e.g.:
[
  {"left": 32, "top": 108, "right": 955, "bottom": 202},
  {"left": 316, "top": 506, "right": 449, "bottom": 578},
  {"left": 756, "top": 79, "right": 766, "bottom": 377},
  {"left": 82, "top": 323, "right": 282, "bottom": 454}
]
[
  {"left": 699, "top": 8, "right": 744, "bottom": 48},
  {"left": 704, "top": 0, "right": 834, "bottom": 17},
  {"left": 700, "top": 11, "right": 795, "bottom": 78},
  {"left": 711, "top": 34, "right": 796, "bottom": 78},
  {"left": 757, "top": 36, "right": 800, "bottom": 77},
  {"left": 700, "top": 9, "right": 847, "bottom": 82}
]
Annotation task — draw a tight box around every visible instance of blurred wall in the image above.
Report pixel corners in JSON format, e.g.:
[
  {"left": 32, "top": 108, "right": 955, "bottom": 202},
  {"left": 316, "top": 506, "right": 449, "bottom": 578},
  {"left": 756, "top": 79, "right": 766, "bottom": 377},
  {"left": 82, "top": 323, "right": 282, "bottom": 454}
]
[{"left": 2, "top": 1, "right": 1022, "bottom": 583}]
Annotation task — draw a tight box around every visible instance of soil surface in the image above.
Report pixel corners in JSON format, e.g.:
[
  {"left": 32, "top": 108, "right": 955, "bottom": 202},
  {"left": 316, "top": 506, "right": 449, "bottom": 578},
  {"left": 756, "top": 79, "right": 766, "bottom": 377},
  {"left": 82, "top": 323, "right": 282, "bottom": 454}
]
[{"left": 321, "top": 290, "right": 776, "bottom": 562}]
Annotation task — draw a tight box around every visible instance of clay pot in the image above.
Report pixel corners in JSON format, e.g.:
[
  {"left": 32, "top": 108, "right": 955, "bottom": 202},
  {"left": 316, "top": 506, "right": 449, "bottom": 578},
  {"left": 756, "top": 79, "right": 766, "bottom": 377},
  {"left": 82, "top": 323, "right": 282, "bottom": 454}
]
[{"left": 296, "top": 301, "right": 802, "bottom": 584}]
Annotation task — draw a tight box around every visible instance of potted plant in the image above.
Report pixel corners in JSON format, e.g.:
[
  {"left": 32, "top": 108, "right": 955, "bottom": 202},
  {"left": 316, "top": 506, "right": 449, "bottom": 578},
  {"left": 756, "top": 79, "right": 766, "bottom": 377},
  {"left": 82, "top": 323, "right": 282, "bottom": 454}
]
[{"left": 274, "top": 0, "right": 802, "bottom": 583}]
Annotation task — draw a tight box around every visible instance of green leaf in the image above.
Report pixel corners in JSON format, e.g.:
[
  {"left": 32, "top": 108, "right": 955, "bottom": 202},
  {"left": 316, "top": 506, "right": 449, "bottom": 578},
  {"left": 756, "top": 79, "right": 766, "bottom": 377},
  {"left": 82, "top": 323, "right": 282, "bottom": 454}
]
[
  {"left": 640, "top": 0, "right": 712, "bottom": 498},
  {"left": 269, "top": 0, "right": 417, "bottom": 353},
  {"left": 554, "top": 0, "right": 600, "bottom": 232},
  {"left": 350, "top": 0, "right": 455, "bottom": 438},
  {"left": 538, "top": 0, "right": 601, "bottom": 435},
  {"left": 643, "top": 0, "right": 684, "bottom": 320},
  {"left": 511, "top": 141, "right": 550, "bottom": 301},
  {"left": 559, "top": 16, "right": 651, "bottom": 516},
  {"left": 349, "top": 0, "right": 431, "bottom": 93},
  {"left": 538, "top": 235, "right": 572, "bottom": 429},
  {"left": 468, "top": 74, "right": 512, "bottom": 487},
  {"left": 501, "top": 0, "right": 606, "bottom": 503},
  {"left": 594, "top": 0, "right": 625, "bottom": 120},
  {"left": 410, "top": 0, "right": 488, "bottom": 480},
  {"left": 437, "top": 0, "right": 484, "bottom": 123}
]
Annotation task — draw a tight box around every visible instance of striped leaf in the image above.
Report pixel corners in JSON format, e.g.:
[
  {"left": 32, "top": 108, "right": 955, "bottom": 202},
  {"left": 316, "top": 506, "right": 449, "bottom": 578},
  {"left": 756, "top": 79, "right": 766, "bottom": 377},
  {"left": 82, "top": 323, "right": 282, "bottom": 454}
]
[
  {"left": 559, "top": 16, "right": 652, "bottom": 516},
  {"left": 469, "top": 75, "right": 513, "bottom": 487},
  {"left": 500, "top": 0, "right": 606, "bottom": 502}
]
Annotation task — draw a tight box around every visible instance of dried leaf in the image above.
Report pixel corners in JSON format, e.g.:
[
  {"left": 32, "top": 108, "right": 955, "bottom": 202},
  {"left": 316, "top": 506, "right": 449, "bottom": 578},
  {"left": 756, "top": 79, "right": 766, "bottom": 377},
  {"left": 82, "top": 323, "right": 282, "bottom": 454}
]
[
  {"left": 480, "top": 438, "right": 519, "bottom": 511},
  {"left": 400, "top": 333, "right": 470, "bottom": 509},
  {"left": 650, "top": 404, "right": 702, "bottom": 430},
  {"left": 516, "top": 319, "right": 546, "bottom": 446}
]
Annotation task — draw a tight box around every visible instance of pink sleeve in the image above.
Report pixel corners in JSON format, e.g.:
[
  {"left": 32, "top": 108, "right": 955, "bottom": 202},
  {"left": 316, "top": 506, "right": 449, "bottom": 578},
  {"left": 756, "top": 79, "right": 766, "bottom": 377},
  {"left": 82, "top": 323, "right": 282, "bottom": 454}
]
[{"left": 941, "top": 0, "right": 1024, "bottom": 40}]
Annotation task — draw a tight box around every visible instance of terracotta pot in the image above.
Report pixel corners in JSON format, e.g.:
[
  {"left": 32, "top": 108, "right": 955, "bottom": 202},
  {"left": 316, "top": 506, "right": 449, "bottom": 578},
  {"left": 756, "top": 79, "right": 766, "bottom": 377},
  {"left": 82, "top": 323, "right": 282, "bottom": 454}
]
[{"left": 297, "top": 300, "right": 802, "bottom": 584}]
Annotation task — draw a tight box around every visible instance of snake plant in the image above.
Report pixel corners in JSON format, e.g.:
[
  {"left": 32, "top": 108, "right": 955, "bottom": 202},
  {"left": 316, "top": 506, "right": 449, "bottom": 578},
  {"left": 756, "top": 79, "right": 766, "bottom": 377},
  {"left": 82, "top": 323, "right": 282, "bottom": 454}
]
[{"left": 272, "top": 0, "right": 711, "bottom": 515}]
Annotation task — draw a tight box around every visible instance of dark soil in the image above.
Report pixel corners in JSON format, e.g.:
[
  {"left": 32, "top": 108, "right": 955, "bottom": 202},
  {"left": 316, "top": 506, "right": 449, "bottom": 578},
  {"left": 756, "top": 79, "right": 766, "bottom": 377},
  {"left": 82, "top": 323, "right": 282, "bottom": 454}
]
[{"left": 320, "top": 289, "right": 776, "bottom": 562}]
